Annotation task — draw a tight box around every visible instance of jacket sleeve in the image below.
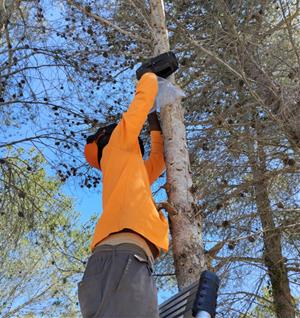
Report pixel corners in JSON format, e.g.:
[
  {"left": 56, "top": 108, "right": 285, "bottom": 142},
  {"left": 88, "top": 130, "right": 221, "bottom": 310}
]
[
  {"left": 144, "top": 131, "right": 166, "bottom": 185},
  {"left": 109, "top": 73, "right": 158, "bottom": 150}
]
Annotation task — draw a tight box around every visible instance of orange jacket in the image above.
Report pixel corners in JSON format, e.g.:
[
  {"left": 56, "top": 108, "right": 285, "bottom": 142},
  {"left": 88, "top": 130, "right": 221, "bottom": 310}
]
[{"left": 90, "top": 73, "right": 169, "bottom": 252}]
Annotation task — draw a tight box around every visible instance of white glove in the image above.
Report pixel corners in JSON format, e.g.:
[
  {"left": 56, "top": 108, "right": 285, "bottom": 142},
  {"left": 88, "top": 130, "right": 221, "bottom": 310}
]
[{"left": 149, "top": 77, "right": 185, "bottom": 113}]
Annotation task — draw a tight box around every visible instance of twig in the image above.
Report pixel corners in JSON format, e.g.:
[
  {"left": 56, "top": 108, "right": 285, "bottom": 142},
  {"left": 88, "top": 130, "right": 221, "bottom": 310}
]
[
  {"left": 153, "top": 272, "right": 175, "bottom": 277},
  {"left": 157, "top": 201, "right": 178, "bottom": 217}
]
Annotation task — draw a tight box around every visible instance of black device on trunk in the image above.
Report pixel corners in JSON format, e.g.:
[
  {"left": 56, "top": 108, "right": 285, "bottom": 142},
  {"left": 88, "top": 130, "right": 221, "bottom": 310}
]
[{"left": 136, "top": 51, "right": 178, "bottom": 80}]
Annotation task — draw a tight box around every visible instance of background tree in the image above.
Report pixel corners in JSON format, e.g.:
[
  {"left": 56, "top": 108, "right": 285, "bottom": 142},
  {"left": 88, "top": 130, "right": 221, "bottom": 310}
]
[
  {"left": 0, "top": 149, "right": 93, "bottom": 317},
  {"left": 167, "top": 1, "right": 300, "bottom": 316}
]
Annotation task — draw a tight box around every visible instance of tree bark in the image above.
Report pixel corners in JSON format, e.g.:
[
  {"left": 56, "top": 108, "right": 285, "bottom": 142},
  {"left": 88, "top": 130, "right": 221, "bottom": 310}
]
[
  {"left": 0, "top": 0, "right": 20, "bottom": 33},
  {"left": 149, "top": 0, "right": 206, "bottom": 289},
  {"left": 250, "top": 132, "right": 295, "bottom": 317}
]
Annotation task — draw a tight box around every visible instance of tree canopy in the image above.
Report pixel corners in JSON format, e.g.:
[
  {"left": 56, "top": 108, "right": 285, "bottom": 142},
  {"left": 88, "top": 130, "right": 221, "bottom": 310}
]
[
  {"left": 0, "top": 0, "right": 299, "bottom": 316},
  {"left": 0, "top": 149, "right": 94, "bottom": 317}
]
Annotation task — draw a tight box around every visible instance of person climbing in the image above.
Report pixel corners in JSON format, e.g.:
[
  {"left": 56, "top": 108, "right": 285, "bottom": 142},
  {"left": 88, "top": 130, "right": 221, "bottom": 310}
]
[{"left": 79, "top": 72, "right": 169, "bottom": 318}]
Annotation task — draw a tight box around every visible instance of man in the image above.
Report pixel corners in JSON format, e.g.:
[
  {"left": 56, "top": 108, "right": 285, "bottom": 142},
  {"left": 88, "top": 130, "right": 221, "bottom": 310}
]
[{"left": 80, "top": 72, "right": 169, "bottom": 317}]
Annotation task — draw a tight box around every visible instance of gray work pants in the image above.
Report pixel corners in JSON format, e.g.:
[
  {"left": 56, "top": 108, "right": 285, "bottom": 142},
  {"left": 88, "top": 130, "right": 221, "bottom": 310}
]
[{"left": 78, "top": 243, "right": 159, "bottom": 318}]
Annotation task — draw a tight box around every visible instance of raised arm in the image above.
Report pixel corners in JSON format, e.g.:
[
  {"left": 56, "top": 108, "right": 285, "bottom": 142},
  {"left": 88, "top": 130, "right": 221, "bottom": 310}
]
[
  {"left": 144, "top": 112, "right": 166, "bottom": 185},
  {"left": 109, "top": 73, "right": 158, "bottom": 149}
]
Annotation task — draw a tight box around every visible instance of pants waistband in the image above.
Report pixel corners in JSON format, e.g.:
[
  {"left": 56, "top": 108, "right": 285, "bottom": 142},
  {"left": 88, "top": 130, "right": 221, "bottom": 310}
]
[{"left": 93, "top": 243, "right": 154, "bottom": 267}]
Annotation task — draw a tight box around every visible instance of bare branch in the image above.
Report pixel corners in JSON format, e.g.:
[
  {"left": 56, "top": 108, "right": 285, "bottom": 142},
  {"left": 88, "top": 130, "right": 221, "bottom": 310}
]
[{"left": 157, "top": 201, "right": 178, "bottom": 217}]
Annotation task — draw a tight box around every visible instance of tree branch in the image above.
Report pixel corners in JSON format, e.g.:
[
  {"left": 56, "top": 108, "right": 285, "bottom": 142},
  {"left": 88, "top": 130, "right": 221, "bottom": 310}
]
[
  {"left": 157, "top": 201, "right": 178, "bottom": 217},
  {"left": 67, "top": 0, "right": 151, "bottom": 44}
]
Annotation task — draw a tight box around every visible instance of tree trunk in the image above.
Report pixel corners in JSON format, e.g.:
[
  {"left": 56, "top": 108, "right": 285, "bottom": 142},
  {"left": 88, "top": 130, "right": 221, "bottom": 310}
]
[
  {"left": 149, "top": 0, "right": 206, "bottom": 289},
  {"left": 250, "top": 135, "right": 295, "bottom": 317}
]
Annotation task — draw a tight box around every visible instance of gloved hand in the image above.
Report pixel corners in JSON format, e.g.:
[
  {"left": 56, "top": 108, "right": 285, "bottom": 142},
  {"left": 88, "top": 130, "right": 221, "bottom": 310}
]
[{"left": 149, "top": 77, "right": 185, "bottom": 113}]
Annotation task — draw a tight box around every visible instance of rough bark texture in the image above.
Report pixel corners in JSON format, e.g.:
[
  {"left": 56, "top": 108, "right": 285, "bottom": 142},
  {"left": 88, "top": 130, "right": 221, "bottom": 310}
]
[
  {"left": 149, "top": 0, "right": 206, "bottom": 289},
  {"left": 251, "top": 135, "right": 295, "bottom": 317},
  {"left": 0, "top": 0, "right": 19, "bottom": 32}
]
